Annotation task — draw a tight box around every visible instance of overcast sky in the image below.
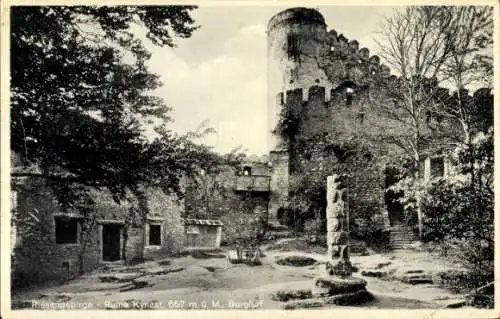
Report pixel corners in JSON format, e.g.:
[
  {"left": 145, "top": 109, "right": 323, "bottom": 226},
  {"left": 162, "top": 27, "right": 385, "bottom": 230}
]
[{"left": 141, "top": 6, "right": 396, "bottom": 156}]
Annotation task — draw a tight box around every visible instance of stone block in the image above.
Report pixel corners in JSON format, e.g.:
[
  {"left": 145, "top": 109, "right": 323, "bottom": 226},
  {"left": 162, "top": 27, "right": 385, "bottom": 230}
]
[
  {"left": 324, "top": 289, "right": 374, "bottom": 305},
  {"left": 144, "top": 266, "right": 170, "bottom": 276},
  {"left": 271, "top": 289, "right": 313, "bottom": 302},
  {"left": 282, "top": 298, "right": 325, "bottom": 310},
  {"left": 283, "top": 289, "right": 373, "bottom": 309},
  {"left": 312, "top": 276, "right": 367, "bottom": 297},
  {"left": 375, "top": 262, "right": 391, "bottom": 269},
  {"left": 405, "top": 277, "right": 434, "bottom": 285},
  {"left": 325, "top": 259, "right": 354, "bottom": 277},
  {"left": 227, "top": 250, "right": 239, "bottom": 264},
  {"left": 361, "top": 270, "right": 387, "bottom": 278},
  {"left": 445, "top": 300, "right": 467, "bottom": 308},
  {"left": 276, "top": 255, "right": 317, "bottom": 267},
  {"left": 99, "top": 272, "right": 142, "bottom": 283}
]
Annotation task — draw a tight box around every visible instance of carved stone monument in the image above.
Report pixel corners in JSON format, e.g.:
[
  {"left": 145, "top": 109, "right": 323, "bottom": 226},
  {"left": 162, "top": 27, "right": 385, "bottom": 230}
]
[
  {"left": 310, "top": 174, "right": 373, "bottom": 304},
  {"left": 273, "top": 174, "right": 373, "bottom": 309},
  {"left": 325, "top": 174, "right": 354, "bottom": 277}
]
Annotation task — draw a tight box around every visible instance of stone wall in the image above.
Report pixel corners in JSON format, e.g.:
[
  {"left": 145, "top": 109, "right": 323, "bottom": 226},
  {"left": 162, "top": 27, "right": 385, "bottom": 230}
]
[
  {"left": 268, "top": 150, "right": 289, "bottom": 223},
  {"left": 265, "top": 8, "right": 432, "bottom": 229},
  {"left": 11, "top": 177, "right": 184, "bottom": 288},
  {"left": 184, "top": 225, "right": 220, "bottom": 248},
  {"left": 184, "top": 164, "right": 270, "bottom": 245},
  {"left": 268, "top": 83, "right": 398, "bottom": 227},
  {"left": 144, "top": 188, "right": 185, "bottom": 259},
  {"left": 218, "top": 194, "right": 269, "bottom": 245},
  {"left": 11, "top": 178, "right": 101, "bottom": 287}
]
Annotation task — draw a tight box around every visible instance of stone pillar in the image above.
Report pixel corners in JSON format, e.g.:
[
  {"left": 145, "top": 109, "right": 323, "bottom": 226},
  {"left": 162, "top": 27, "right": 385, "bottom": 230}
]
[
  {"left": 325, "top": 174, "right": 353, "bottom": 278},
  {"left": 268, "top": 149, "right": 289, "bottom": 224},
  {"left": 424, "top": 157, "right": 431, "bottom": 181},
  {"left": 215, "top": 226, "right": 222, "bottom": 248}
]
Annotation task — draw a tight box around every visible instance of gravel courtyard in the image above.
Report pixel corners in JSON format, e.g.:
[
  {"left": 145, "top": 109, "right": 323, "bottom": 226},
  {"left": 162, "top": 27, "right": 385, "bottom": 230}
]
[{"left": 11, "top": 246, "right": 469, "bottom": 310}]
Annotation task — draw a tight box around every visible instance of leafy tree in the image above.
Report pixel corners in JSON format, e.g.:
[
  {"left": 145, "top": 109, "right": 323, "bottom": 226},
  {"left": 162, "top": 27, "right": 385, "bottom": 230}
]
[
  {"left": 11, "top": 5, "right": 199, "bottom": 202},
  {"left": 393, "top": 128, "right": 493, "bottom": 294},
  {"left": 434, "top": 6, "right": 493, "bottom": 145},
  {"left": 185, "top": 145, "right": 246, "bottom": 220},
  {"left": 372, "top": 6, "right": 493, "bottom": 237},
  {"left": 9, "top": 6, "right": 239, "bottom": 269}
]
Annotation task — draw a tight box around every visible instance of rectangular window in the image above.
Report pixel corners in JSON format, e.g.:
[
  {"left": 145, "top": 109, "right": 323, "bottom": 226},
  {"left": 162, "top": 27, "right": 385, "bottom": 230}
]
[
  {"left": 287, "top": 35, "right": 300, "bottom": 59},
  {"left": 431, "top": 157, "right": 445, "bottom": 178},
  {"left": 357, "top": 112, "right": 365, "bottom": 124},
  {"left": 55, "top": 217, "right": 79, "bottom": 244},
  {"left": 243, "top": 166, "right": 252, "bottom": 176},
  {"left": 346, "top": 91, "right": 353, "bottom": 106},
  {"left": 149, "top": 224, "right": 162, "bottom": 246}
]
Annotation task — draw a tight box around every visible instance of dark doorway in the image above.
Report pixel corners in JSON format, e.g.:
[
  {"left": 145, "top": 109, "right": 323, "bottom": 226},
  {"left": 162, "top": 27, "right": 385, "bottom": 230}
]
[
  {"left": 384, "top": 167, "right": 404, "bottom": 225},
  {"left": 102, "top": 224, "right": 122, "bottom": 262}
]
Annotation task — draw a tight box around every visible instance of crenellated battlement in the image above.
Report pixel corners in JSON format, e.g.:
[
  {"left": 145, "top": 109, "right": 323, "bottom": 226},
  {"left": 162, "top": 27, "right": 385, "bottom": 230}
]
[
  {"left": 276, "top": 80, "right": 489, "bottom": 113},
  {"left": 321, "top": 28, "right": 396, "bottom": 85},
  {"left": 277, "top": 86, "right": 330, "bottom": 105},
  {"left": 269, "top": 7, "right": 490, "bottom": 114},
  {"left": 266, "top": 7, "right": 494, "bottom": 226}
]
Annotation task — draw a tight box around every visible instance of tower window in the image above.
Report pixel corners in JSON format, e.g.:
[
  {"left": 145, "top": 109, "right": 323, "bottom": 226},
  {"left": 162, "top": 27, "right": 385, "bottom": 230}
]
[
  {"left": 357, "top": 112, "right": 365, "bottom": 124},
  {"left": 286, "top": 35, "right": 301, "bottom": 59}
]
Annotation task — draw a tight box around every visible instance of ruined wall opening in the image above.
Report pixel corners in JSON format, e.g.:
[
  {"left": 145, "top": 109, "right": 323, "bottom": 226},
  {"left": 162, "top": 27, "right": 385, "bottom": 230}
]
[
  {"left": 148, "top": 224, "right": 162, "bottom": 246},
  {"left": 430, "top": 157, "right": 445, "bottom": 178},
  {"left": 384, "top": 166, "right": 404, "bottom": 226},
  {"left": 243, "top": 166, "right": 252, "bottom": 176},
  {"left": 357, "top": 111, "right": 365, "bottom": 124},
  {"left": 286, "top": 34, "right": 301, "bottom": 59},
  {"left": 54, "top": 216, "right": 79, "bottom": 244}
]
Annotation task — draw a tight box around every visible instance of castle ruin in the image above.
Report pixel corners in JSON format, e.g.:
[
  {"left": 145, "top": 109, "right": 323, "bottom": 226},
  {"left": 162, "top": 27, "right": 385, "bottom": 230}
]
[{"left": 267, "top": 7, "right": 396, "bottom": 228}]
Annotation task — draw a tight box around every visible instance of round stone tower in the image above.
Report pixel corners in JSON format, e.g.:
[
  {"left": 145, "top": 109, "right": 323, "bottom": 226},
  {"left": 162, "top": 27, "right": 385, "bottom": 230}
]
[{"left": 267, "top": 7, "right": 331, "bottom": 151}]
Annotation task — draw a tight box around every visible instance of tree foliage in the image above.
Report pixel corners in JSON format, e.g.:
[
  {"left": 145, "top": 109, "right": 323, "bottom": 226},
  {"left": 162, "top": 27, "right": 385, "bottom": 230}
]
[
  {"left": 9, "top": 6, "right": 245, "bottom": 267},
  {"left": 372, "top": 5, "right": 493, "bottom": 169},
  {"left": 391, "top": 128, "right": 493, "bottom": 290},
  {"left": 184, "top": 145, "right": 247, "bottom": 219},
  {"left": 372, "top": 6, "right": 493, "bottom": 238},
  {"left": 10, "top": 6, "right": 213, "bottom": 205}
]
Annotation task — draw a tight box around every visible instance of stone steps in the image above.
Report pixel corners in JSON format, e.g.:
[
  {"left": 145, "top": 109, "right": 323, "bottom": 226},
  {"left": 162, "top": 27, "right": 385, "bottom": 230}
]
[
  {"left": 390, "top": 237, "right": 416, "bottom": 242},
  {"left": 389, "top": 224, "right": 417, "bottom": 248}
]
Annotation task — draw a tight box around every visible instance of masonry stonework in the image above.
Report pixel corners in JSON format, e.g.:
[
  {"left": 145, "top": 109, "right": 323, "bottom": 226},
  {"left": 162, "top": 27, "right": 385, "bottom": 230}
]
[
  {"left": 11, "top": 176, "right": 184, "bottom": 288},
  {"left": 184, "top": 162, "right": 271, "bottom": 245},
  {"left": 266, "top": 8, "right": 409, "bottom": 225}
]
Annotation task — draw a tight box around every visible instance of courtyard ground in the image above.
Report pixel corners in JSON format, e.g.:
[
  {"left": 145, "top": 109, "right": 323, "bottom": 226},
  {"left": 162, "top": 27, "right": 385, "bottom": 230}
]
[{"left": 11, "top": 243, "right": 470, "bottom": 310}]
